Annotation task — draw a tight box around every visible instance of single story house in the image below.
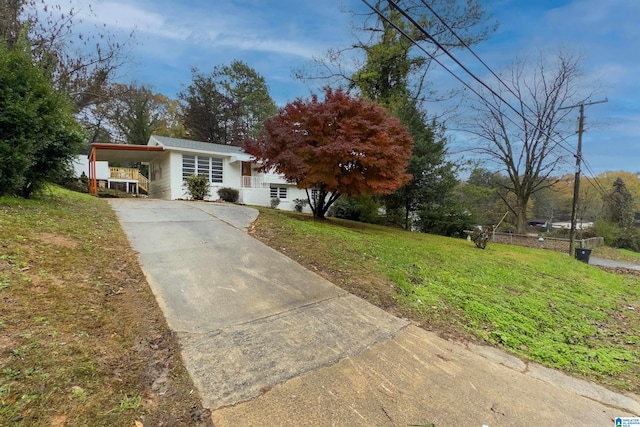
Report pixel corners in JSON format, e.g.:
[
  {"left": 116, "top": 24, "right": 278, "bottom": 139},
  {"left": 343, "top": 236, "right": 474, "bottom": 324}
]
[{"left": 145, "top": 135, "right": 312, "bottom": 211}]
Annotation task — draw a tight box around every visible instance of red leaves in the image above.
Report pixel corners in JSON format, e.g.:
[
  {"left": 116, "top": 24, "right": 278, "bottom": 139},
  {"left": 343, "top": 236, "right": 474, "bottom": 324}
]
[{"left": 246, "top": 87, "right": 413, "bottom": 197}]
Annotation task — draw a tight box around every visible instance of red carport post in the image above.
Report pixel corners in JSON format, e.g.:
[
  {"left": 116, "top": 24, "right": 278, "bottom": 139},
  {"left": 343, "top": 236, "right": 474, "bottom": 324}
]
[{"left": 88, "top": 146, "right": 97, "bottom": 195}]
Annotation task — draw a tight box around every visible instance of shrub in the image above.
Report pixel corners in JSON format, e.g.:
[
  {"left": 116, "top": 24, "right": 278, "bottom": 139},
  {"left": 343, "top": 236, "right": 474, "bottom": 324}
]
[
  {"left": 328, "top": 195, "right": 383, "bottom": 224},
  {"left": 218, "top": 187, "right": 239, "bottom": 203},
  {"left": 183, "top": 174, "right": 210, "bottom": 200},
  {"left": 613, "top": 233, "right": 640, "bottom": 252},
  {"left": 293, "top": 198, "right": 308, "bottom": 212},
  {"left": 594, "top": 220, "right": 621, "bottom": 246},
  {"left": 270, "top": 198, "right": 281, "bottom": 209},
  {"left": 470, "top": 225, "right": 493, "bottom": 249},
  {"left": 416, "top": 206, "right": 475, "bottom": 238}
]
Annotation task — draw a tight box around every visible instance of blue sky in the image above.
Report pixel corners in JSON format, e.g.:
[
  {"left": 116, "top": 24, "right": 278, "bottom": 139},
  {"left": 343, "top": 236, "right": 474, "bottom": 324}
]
[{"left": 66, "top": 0, "right": 638, "bottom": 176}]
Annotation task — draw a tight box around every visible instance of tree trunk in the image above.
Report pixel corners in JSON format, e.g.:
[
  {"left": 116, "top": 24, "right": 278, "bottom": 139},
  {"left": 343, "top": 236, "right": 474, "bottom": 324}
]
[
  {"left": 516, "top": 202, "right": 528, "bottom": 234},
  {"left": 404, "top": 199, "right": 410, "bottom": 230}
]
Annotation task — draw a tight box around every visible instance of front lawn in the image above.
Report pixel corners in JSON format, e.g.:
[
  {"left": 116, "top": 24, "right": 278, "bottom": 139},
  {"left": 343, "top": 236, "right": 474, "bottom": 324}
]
[{"left": 251, "top": 208, "right": 640, "bottom": 393}]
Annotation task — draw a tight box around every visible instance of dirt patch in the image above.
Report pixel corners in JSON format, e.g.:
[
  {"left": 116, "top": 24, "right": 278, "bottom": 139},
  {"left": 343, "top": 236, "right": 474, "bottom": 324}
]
[
  {"left": 594, "top": 265, "right": 640, "bottom": 277},
  {"left": 35, "top": 232, "right": 79, "bottom": 248}
]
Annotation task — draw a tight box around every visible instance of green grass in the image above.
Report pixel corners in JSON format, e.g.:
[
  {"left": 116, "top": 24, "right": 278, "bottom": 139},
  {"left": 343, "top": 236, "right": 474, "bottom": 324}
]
[
  {"left": 592, "top": 246, "right": 640, "bottom": 263},
  {"left": 619, "top": 248, "right": 640, "bottom": 259},
  {"left": 252, "top": 208, "right": 640, "bottom": 393}
]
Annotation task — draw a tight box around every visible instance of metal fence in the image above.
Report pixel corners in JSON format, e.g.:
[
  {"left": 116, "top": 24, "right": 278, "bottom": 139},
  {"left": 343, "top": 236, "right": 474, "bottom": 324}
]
[{"left": 492, "top": 232, "right": 604, "bottom": 253}]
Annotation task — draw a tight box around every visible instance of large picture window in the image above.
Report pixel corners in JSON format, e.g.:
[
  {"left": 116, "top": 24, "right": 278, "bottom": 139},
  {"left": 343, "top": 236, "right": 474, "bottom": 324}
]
[{"left": 182, "top": 154, "right": 223, "bottom": 183}]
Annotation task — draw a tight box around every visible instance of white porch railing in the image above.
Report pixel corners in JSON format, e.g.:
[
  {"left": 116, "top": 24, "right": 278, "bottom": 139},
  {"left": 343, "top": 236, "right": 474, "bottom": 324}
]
[{"left": 242, "top": 176, "right": 267, "bottom": 188}]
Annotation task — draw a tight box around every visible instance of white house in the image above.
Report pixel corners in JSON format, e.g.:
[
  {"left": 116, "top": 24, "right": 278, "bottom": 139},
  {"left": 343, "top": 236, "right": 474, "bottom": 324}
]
[{"left": 145, "top": 135, "right": 312, "bottom": 211}]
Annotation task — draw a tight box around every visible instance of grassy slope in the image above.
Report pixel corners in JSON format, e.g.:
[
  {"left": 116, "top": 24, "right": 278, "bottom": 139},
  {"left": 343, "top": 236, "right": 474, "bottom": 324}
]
[
  {"left": 251, "top": 208, "right": 640, "bottom": 393},
  {"left": 0, "top": 187, "right": 211, "bottom": 426},
  {"left": 594, "top": 246, "right": 640, "bottom": 263}
]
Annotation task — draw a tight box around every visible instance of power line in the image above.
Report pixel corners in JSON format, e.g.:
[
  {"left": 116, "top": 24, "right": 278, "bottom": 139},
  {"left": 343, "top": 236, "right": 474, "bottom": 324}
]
[
  {"left": 389, "top": 0, "right": 589, "bottom": 159},
  {"left": 360, "top": 0, "right": 576, "bottom": 164},
  {"left": 415, "top": 0, "right": 585, "bottom": 161},
  {"left": 416, "top": 0, "right": 613, "bottom": 205},
  {"left": 364, "top": 1, "right": 612, "bottom": 210}
]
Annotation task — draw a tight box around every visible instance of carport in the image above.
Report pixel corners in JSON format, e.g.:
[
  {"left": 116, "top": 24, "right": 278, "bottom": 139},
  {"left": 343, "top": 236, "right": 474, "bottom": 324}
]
[{"left": 88, "top": 143, "right": 165, "bottom": 195}]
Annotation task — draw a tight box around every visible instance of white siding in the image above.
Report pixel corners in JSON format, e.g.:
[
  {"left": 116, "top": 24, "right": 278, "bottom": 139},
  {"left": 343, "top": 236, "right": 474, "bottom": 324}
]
[
  {"left": 148, "top": 152, "right": 172, "bottom": 199},
  {"left": 72, "top": 155, "right": 109, "bottom": 180},
  {"left": 170, "top": 151, "right": 246, "bottom": 201},
  {"left": 241, "top": 187, "right": 272, "bottom": 207}
]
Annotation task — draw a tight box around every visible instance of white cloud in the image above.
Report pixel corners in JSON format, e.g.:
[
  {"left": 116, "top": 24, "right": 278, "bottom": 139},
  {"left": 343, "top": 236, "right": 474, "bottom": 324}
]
[
  {"left": 77, "top": 1, "right": 194, "bottom": 41},
  {"left": 48, "top": 0, "right": 333, "bottom": 60}
]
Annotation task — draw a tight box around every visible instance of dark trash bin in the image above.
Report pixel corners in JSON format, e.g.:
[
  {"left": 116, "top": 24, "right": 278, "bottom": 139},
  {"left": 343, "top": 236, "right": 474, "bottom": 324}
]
[{"left": 575, "top": 248, "right": 592, "bottom": 263}]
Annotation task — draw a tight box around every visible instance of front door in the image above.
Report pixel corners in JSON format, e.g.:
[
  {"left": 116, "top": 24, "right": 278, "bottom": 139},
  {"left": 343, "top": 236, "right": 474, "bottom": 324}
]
[{"left": 241, "top": 161, "right": 252, "bottom": 187}]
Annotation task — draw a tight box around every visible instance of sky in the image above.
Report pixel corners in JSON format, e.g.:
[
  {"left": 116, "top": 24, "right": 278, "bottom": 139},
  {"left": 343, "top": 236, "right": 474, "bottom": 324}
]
[{"left": 60, "top": 0, "right": 639, "bottom": 177}]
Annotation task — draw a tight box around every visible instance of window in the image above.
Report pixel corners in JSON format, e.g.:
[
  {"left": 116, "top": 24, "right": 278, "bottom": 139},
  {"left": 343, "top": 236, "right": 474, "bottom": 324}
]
[
  {"left": 182, "top": 155, "right": 195, "bottom": 180},
  {"left": 197, "top": 156, "right": 209, "bottom": 178},
  {"left": 182, "top": 154, "right": 223, "bottom": 183},
  {"left": 211, "top": 158, "right": 223, "bottom": 183},
  {"left": 311, "top": 189, "right": 319, "bottom": 200},
  {"left": 270, "top": 186, "right": 287, "bottom": 199}
]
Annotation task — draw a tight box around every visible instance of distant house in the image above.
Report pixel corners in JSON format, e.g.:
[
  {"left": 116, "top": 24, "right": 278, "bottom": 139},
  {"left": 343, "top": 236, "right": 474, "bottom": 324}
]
[
  {"left": 145, "top": 135, "right": 311, "bottom": 211},
  {"left": 527, "top": 219, "right": 548, "bottom": 228}
]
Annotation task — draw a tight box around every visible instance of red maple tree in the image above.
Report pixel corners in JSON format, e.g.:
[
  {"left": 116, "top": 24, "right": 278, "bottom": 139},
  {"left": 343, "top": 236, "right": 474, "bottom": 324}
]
[{"left": 246, "top": 87, "right": 414, "bottom": 219}]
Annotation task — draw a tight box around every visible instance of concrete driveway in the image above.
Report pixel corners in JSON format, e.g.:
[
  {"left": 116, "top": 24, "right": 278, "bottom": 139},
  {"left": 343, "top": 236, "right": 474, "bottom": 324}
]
[{"left": 110, "top": 199, "right": 639, "bottom": 426}]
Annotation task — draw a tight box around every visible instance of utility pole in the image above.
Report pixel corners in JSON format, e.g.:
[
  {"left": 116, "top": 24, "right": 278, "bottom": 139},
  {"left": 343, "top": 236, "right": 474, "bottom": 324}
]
[{"left": 559, "top": 99, "right": 607, "bottom": 257}]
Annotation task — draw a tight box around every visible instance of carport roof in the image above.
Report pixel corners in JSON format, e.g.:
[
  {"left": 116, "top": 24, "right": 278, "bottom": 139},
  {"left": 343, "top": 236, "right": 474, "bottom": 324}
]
[{"left": 90, "top": 143, "right": 165, "bottom": 162}]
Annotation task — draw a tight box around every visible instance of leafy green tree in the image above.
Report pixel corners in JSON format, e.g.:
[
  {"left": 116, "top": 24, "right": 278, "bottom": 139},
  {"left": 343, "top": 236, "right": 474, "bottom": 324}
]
[
  {"left": 383, "top": 102, "right": 458, "bottom": 230},
  {"left": 299, "top": 0, "right": 496, "bottom": 106},
  {"left": 350, "top": 12, "right": 461, "bottom": 234},
  {"left": 0, "top": 37, "right": 85, "bottom": 197},
  {"left": 214, "top": 60, "right": 277, "bottom": 140},
  {"left": 0, "top": 0, "right": 133, "bottom": 130},
  {"left": 180, "top": 61, "right": 276, "bottom": 146},
  {"left": 597, "top": 171, "right": 640, "bottom": 211},
  {"left": 180, "top": 68, "right": 236, "bottom": 144},
  {"left": 605, "top": 177, "right": 634, "bottom": 229},
  {"left": 352, "top": 9, "right": 414, "bottom": 111},
  {"left": 456, "top": 167, "right": 511, "bottom": 228},
  {"left": 105, "top": 83, "right": 167, "bottom": 145},
  {"left": 153, "top": 95, "right": 187, "bottom": 139},
  {"left": 112, "top": 84, "right": 160, "bottom": 144}
]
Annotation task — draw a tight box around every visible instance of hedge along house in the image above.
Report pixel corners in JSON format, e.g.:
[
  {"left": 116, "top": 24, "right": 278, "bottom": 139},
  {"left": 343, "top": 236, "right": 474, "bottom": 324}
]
[{"left": 88, "top": 136, "right": 314, "bottom": 210}]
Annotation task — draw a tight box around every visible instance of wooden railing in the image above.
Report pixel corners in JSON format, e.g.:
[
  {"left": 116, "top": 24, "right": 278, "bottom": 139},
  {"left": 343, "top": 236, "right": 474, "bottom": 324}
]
[
  {"left": 109, "top": 167, "right": 149, "bottom": 193},
  {"left": 138, "top": 175, "right": 149, "bottom": 193},
  {"left": 110, "top": 167, "right": 139, "bottom": 180}
]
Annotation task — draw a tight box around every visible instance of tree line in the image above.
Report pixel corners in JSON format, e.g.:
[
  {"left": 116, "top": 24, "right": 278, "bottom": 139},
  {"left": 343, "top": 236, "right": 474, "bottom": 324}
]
[{"left": 3, "top": 0, "right": 637, "bottom": 251}]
